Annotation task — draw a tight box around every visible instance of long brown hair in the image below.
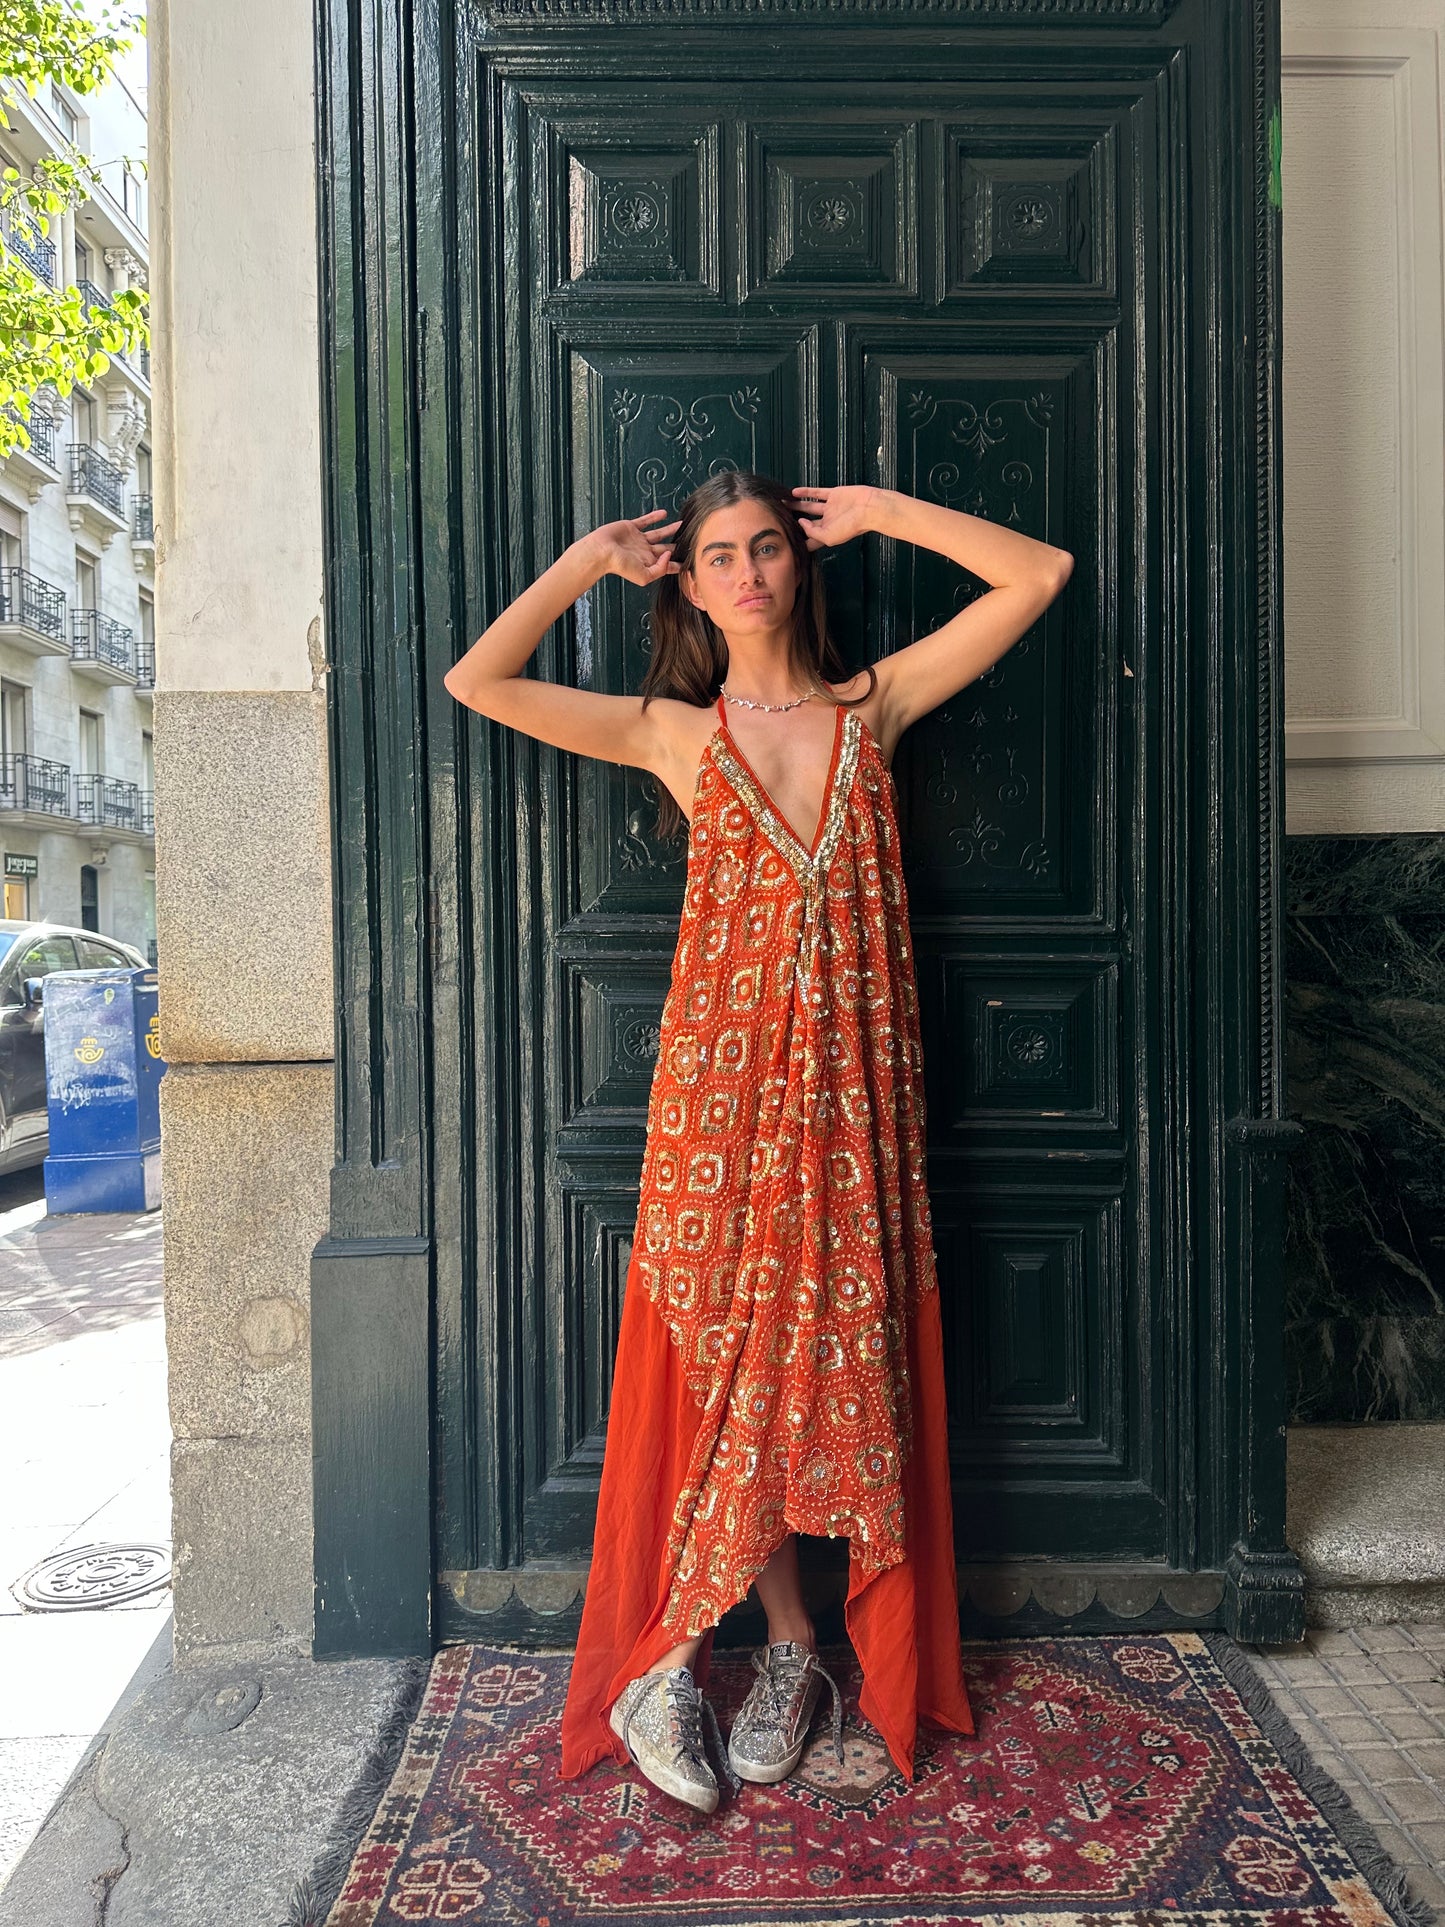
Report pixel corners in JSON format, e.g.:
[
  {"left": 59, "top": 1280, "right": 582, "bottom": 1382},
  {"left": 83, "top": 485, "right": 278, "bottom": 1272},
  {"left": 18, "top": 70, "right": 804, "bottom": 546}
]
[{"left": 638, "top": 471, "right": 876, "bottom": 842}]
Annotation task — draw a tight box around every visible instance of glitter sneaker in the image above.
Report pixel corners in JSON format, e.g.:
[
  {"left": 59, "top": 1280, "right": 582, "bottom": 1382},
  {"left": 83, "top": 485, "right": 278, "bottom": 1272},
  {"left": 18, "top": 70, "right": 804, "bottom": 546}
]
[
  {"left": 608, "top": 1666, "right": 740, "bottom": 1813},
  {"left": 726, "top": 1640, "right": 846, "bottom": 1785}
]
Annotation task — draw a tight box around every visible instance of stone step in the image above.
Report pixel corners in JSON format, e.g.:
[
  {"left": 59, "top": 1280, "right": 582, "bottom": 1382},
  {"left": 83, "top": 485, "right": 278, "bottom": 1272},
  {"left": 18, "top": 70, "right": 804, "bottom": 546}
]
[{"left": 1288, "top": 1423, "right": 1445, "bottom": 1628}]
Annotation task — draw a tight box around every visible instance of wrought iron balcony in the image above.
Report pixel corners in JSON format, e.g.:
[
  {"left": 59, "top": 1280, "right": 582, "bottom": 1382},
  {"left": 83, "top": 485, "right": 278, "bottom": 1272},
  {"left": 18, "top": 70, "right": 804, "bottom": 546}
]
[
  {"left": 0, "top": 753, "right": 70, "bottom": 818},
  {"left": 71, "top": 608, "right": 134, "bottom": 675},
  {"left": 27, "top": 408, "right": 57, "bottom": 467},
  {"left": 140, "top": 345, "right": 151, "bottom": 383},
  {"left": 133, "top": 494, "right": 154, "bottom": 543},
  {"left": 139, "top": 789, "right": 155, "bottom": 835},
  {"left": 75, "top": 772, "right": 142, "bottom": 833},
  {"left": 76, "top": 277, "right": 109, "bottom": 315},
  {"left": 0, "top": 566, "right": 67, "bottom": 643},
  {"left": 4, "top": 214, "right": 55, "bottom": 284},
  {"left": 67, "top": 443, "right": 126, "bottom": 518},
  {"left": 134, "top": 635, "right": 156, "bottom": 688},
  {"left": 3, "top": 403, "right": 57, "bottom": 469}
]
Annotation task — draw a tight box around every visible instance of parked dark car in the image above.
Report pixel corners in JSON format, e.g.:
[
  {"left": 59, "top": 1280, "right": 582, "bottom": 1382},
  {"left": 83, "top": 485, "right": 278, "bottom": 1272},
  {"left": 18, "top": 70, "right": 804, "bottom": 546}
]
[{"left": 0, "top": 921, "right": 151, "bottom": 1174}]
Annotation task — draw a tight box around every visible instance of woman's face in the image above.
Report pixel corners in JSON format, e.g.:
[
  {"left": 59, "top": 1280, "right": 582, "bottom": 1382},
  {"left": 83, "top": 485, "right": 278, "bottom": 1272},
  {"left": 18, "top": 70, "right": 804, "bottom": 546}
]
[{"left": 681, "top": 497, "right": 800, "bottom": 634}]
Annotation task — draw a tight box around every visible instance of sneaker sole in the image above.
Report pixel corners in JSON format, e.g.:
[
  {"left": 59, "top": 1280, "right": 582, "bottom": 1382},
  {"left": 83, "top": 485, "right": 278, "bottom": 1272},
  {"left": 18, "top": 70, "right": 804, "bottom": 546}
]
[
  {"left": 609, "top": 1697, "right": 720, "bottom": 1813},
  {"left": 727, "top": 1732, "right": 808, "bottom": 1784}
]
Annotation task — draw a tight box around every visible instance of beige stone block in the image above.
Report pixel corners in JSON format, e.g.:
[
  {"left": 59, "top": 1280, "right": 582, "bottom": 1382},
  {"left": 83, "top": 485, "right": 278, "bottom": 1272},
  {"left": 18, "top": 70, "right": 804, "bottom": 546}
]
[
  {"left": 161, "top": 1062, "right": 332, "bottom": 1440},
  {"left": 153, "top": 690, "right": 333, "bottom": 1063},
  {"left": 170, "top": 1437, "right": 312, "bottom": 1662}
]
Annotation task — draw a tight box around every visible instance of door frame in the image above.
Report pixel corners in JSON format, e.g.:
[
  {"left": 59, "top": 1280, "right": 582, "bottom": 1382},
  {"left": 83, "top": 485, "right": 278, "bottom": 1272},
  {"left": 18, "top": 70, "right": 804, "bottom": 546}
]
[{"left": 308, "top": 0, "right": 1305, "bottom": 1660}]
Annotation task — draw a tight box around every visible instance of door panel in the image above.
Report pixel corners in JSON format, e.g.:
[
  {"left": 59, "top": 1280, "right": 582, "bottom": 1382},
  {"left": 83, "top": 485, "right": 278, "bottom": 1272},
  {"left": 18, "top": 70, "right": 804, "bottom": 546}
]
[
  {"left": 313, "top": 0, "right": 1301, "bottom": 1659},
  {"left": 450, "top": 59, "right": 1168, "bottom": 1576}
]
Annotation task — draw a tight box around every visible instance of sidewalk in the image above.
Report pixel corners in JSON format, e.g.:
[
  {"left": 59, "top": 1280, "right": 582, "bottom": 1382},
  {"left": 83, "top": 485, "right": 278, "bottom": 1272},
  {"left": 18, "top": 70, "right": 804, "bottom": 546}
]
[
  {"left": 0, "top": 1169, "right": 420, "bottom": 1927},
  {"left": 0, "top": 1170, "right": 172, "bottom": 1888}
]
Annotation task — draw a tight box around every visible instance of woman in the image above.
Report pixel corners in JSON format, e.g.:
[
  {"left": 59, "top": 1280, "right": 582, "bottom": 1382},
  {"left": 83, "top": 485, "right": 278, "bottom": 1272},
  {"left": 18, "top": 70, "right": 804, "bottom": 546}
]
[{"left": 444, "top": 473, "right": 1072, "bottom": 1814}]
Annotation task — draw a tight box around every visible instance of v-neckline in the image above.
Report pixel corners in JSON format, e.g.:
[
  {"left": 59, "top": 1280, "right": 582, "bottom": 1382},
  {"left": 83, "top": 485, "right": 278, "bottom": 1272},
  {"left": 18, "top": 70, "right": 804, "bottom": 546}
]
[{"left": 713, "top": 693, "right": 848, "bottom": 864}]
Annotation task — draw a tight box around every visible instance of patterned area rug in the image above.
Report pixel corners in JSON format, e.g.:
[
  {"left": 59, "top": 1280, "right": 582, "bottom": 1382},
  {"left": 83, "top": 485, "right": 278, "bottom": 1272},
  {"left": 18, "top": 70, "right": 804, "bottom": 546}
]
[{"left": 305, "top": 1632, "right": 1431, "bottom": 1927}]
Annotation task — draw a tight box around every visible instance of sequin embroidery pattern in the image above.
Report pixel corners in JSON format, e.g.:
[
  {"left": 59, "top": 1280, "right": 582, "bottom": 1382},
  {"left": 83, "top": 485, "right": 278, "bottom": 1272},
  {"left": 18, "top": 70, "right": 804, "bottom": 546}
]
[{"left": 633, "top": 697, "right": 939, "bottom": 1641}]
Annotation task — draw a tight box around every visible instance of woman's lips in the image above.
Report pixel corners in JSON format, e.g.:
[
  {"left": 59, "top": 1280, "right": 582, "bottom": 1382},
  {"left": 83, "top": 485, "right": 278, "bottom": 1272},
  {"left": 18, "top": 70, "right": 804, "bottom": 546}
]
[{"left": 736, "top": 594, "right": 771, "bottom": 607}]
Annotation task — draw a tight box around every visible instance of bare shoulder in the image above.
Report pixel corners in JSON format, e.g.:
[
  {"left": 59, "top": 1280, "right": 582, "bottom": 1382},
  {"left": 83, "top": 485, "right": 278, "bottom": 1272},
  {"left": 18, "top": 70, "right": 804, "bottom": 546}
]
[
  {"left": 637, "top": 692, "right": 722, "bottom": 800},
  {"left": 643, "top": 692, "right": 720, "bottom": 766}
]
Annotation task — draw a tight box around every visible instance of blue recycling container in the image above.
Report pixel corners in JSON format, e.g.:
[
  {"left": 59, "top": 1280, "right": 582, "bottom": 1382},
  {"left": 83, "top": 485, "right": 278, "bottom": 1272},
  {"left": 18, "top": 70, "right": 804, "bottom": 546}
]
[{"left": 42, "top": 967, "right": 164, "bottom": 1214}]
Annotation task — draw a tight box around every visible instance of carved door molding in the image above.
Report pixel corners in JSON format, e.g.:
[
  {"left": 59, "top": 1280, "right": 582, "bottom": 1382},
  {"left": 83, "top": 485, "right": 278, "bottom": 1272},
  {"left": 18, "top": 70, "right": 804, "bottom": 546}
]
[{"left": 310, "top": 0, "right": 1305, "bottom": 1659}]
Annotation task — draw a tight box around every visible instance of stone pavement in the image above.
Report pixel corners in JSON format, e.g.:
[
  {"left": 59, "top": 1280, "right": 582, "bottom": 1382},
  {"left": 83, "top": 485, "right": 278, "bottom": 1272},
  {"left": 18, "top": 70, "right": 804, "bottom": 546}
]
[
  {"left": 0, "top": 1169, "right": 172, "bottom": 1891},
  {"left": 0, "top": 1166, "right": 421, "bottom": 1927},
  {"left": 1247, "top": 1623, "right": 1445, "bottom": 1914}
]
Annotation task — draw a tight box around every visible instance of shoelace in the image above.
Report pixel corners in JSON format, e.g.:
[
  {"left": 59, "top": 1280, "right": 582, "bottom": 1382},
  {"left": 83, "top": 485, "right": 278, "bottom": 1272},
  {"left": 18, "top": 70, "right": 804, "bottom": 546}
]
[
  {"left": 749, "top": 1645, "right": 846, "bottom": 1766},
  {"left": 624, "top": 1669, "right": 743, "bottom": 1795}
]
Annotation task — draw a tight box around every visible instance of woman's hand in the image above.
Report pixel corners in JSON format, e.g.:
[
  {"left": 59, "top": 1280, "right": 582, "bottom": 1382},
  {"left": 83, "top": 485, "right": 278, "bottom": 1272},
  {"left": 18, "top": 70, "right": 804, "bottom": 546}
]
[
  {"left": 790, "top": 484, "right": 886, "bottom": 551},
  {"left": 583, "top": 508, "right": 683, "bottom": 586}
]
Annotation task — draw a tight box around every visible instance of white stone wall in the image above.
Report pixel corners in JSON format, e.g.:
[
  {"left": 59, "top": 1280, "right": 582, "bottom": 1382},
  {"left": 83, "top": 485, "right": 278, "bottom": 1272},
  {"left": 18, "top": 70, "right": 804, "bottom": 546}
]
[{"left": 1282, "top": 0, "right": 1445, "bottom": 832}]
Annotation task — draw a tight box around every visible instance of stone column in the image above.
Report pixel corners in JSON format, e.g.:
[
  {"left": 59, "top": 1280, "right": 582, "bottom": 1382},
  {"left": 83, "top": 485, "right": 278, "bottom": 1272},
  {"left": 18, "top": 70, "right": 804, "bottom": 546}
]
[{"left": 150, "top": 0, "right": 334, "bottom": 1666}]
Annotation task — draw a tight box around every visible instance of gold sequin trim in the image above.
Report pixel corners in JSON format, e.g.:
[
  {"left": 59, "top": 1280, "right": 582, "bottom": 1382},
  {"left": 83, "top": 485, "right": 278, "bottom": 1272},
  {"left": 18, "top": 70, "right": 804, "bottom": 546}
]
[{"left": 710, "top": 710, "right": 862, "bottom": 886}]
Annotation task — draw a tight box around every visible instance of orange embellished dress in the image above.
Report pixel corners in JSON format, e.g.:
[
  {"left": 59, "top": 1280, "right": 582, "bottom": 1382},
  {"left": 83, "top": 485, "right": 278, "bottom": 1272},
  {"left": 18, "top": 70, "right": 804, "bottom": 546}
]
[{"left": 559, "top": 693, "right": 974, "bottom": 1786}]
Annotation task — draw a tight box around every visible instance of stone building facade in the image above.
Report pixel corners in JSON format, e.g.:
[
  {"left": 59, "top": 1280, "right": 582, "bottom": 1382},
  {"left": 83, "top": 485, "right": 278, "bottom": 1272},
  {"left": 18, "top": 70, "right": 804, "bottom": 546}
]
[{"left": 0, "top": 66, "right": 155, "bottom": 958}]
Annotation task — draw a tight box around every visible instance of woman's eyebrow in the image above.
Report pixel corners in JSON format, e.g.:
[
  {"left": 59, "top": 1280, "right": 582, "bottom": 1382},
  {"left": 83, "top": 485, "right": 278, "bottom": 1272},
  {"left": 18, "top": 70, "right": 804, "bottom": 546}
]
[{"left": 699, "top": 526, "right": 786, "bottom": 556}]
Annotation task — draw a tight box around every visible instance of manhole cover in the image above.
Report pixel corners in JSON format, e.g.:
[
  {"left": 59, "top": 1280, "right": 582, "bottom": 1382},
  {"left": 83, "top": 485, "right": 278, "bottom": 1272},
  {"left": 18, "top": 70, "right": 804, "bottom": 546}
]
[{"left": 11, "top": 1543, "right": 172, "bottom": 1611}]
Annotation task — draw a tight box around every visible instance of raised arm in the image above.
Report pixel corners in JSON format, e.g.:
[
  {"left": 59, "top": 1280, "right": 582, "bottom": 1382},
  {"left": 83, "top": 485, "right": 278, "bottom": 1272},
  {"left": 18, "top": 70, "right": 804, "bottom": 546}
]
[
  {"left": 792, "top": 485, "right": 1073, "bottom": 743},
  {"left": 442, "top": 510, "right": 684, "bottom": 770}
]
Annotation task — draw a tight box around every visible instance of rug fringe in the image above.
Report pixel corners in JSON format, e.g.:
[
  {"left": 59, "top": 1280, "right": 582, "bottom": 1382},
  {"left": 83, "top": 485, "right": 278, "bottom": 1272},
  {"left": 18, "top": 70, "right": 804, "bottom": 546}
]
[
  {"left": 281, "top": 1654, "right": 433, "bottom": 1927},
  {"left": 1203, "top": 1631, "right": 1439, "bottom": 1927}
]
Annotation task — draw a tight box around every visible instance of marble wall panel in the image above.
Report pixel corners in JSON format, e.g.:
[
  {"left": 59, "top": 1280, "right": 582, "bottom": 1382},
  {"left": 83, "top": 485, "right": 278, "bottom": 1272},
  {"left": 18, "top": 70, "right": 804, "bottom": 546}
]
[{"left": 1283, "top": 833, "right": 1445, "bottom": 1421}]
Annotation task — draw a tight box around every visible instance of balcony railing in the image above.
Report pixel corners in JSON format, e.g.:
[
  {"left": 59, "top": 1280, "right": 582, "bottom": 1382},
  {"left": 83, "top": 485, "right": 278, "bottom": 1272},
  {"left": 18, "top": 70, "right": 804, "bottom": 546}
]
[
  {"left": 76, "top": 277, "right": 110, "bottom": 315},
  {"left": 0, "top": 753, "right": 70, "bottom": 818},
  {"left": 71, "top": 608, "right": 134, "bottom": 675},
  {"left": 67, "top": 443, "right": 126, "bottom": 517},
  {"left": 140, "top": 345, "right": 151, "bottom": 383},
  {"left": 134, "top": 635, "right": 155, "bottom": 688},
  {"left": 139, "top": 789, "right": 155, "bottom": 835},
  {"left": 0, "top": 567, "right": 67, "bottom": 643},
  {"left": 76, "top": 773, "right": 142, "bottom": 833},
  {"left": 3, "top": 403, "right": 57, "bottom": 467},
  {"left": 133, "top": 494, "right": 153, "bottom": 543},
  {"left": 3, "top": 214, "right": 55, "bottom": 284}
]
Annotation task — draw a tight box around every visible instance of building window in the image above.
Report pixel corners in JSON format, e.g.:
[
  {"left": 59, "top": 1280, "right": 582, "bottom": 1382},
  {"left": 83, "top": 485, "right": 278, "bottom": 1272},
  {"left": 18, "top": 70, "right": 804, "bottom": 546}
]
[
  {"left": 72, "top": 388, "right": 95, "bottom": 446},
  {"left": 123, "top": 167, "right": 144, "bottom": 227},
  {"left": 79, "top": 707, "right": 103, "bottom": 776},
  {"left": 80, "top": 863, "right": 99, "bottom": 932},
  {"left": 51, "top": 87, "right": 78, "bottom": 144},
  {"left": 1, "top": 680, "right": 28, "bottom": 759},
  {"left": 76, "top": 553, "right": 98, "bottom": 612}
]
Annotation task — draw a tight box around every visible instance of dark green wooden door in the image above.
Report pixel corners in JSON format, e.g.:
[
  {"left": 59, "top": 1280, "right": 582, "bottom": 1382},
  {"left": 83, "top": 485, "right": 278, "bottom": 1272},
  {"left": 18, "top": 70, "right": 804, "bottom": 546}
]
[{"left": 311, "top": 0, "right": 1305, "bottom": 1659}]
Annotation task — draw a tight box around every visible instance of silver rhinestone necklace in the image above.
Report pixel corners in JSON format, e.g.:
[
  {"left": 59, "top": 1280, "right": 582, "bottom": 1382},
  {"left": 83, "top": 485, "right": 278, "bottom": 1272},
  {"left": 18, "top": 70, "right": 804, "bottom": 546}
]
[{"left": 720, "top": 682, "right": 817, "bottom": 713}]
